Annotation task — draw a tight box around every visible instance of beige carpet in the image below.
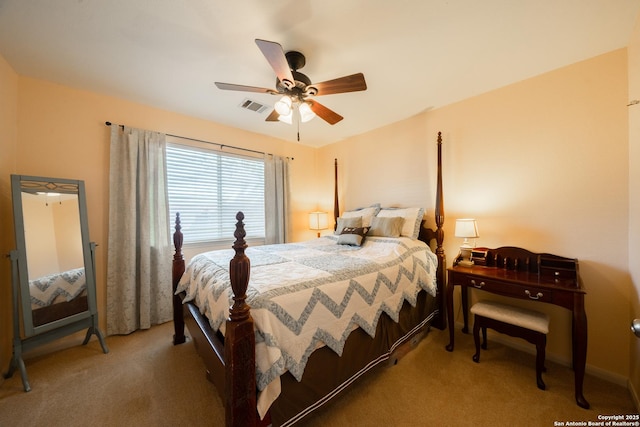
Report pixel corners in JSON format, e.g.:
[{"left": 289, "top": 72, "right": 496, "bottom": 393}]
[{"left": 0, "top": 322, "right": 636, "bottom": 426}]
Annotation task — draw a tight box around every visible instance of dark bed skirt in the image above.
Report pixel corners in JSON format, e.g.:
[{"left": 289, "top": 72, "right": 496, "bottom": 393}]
[
  {"left": 32, "top": 295, "right": 89, "bottom": 327},
  {"left": 270, "top": 290, "right": 437, "bottom": 426},
  {"left": 180, "top": 289, "right": 436, "bottom": 426}
]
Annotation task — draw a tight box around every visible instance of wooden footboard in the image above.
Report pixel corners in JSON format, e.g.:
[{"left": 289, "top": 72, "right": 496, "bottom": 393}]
[{"left": 171, "top": 132, "right": 446, "bottom": 427}]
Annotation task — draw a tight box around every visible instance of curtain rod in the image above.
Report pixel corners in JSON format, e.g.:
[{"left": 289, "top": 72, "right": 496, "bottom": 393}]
[{"left": 104, "top": 121, "right": 292, "bottom": 159}]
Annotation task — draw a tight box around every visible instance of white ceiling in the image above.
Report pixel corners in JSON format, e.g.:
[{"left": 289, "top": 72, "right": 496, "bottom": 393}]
[{"left": 0, "top": 0, "right": 638, "bottom": 147}]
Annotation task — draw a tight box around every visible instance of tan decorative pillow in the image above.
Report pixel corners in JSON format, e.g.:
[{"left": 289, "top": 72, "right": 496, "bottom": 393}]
[{"left": 367, "top": 216, "right": 404, "bottom": 237}]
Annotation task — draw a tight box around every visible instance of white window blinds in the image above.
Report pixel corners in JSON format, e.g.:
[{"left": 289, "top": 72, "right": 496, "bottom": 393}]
[{"left": 166, "top": 143, "right": 265, "bottom": 244}]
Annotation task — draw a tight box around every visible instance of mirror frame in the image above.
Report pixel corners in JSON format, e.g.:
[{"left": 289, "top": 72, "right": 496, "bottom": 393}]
[{"left": 10, "top": 174, "right": 98, "bottom": 338}]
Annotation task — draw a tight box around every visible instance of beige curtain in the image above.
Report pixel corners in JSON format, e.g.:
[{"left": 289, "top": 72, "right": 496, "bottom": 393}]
[
  {"left": 264, "top": 154, "right": 291, "bottom": 244},
  {"left": 106, "top": 125, "right": 172, "bottom": 335}
]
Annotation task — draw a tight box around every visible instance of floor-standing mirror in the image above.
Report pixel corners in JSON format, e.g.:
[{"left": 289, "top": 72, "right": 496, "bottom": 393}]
[{"left": 5, "top": 175, "right": 108, "bottom": 391}]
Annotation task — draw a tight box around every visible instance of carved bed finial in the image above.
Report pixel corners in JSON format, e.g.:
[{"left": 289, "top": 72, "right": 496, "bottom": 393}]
[
  {"left": 229, "top": 211, "right": 250, "bottom": 322},
  {"left": 173, "top": 212, "right": 183, "bottom": 260},
  {"left": 233, "top": 211, "right": 247, "bottom": 253}
]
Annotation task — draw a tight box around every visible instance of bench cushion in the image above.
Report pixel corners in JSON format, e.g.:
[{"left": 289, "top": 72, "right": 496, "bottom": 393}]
[{"left": 471, "top": 301, "right": 549, "bottom": 334}]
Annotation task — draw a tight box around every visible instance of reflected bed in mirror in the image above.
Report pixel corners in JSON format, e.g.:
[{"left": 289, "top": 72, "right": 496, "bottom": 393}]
[
  {"left": 21, "top": 188, "right": 88, "bottom": 327},
  {"left": 6, "top": 175, "right": 108, "bottom": 392}
]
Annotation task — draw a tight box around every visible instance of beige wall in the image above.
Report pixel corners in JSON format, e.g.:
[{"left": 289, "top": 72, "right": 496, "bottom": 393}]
[
  {"left": 319, "top": 49, "right": 631, "bottom": 383},
  {"left": 0, "top": 54, "right": 18, "bottom": 374},
  {"left": 1, "top": 42, "right": 636, "bottom": 391},
  {"left": 628, "top": 13, "right": 640, "bottom": 405},
  {"left": 0, "top": 73, "right": 320, "bottom": 369}
]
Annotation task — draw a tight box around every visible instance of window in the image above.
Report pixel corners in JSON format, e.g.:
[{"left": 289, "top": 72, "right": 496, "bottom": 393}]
[{"left": 166, "top": 143, "right": 265, "bottom": 244}]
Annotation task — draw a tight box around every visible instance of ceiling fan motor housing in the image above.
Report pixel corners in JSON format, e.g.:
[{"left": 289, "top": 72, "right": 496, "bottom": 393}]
[
  {"left": 285, "top": 51, "right": 305, "bottom": 70},
  {"left": 276, "top": 70, "right": 316, "bottom": 99}
]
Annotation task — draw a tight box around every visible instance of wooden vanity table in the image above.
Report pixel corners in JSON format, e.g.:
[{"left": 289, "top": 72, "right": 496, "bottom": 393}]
[{"left": 445, "top": 246, "right": 589, "bottom": 409}]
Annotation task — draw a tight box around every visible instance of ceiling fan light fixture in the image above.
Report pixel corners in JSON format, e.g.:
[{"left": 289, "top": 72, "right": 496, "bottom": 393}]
[
  {"left": 274, "top": 95, "right": 292, "bottom": 115},
  {"left": 277, "top": 110, "right": 293, "bottom": 124},
  {"left": 299, "top": 102, "right": 316, "bottom": 123}
]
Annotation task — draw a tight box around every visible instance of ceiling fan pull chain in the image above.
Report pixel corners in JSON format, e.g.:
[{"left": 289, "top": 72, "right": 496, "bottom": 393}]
[{"left": 297, "top": 115, "right": 300, "bottom": 142}]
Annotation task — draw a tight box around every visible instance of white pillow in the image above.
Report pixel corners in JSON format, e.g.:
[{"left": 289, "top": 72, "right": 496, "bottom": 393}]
[
  {"left": 376, "top": 207, "right": 425, "bottom": 239},
  {"left": 341, "top": 206, "right": 380, "bottom": 228}
]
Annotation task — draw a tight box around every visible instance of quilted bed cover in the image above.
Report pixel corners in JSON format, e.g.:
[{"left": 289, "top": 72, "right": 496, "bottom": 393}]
[
  {"left": 29, "top": 267, "right": 86, "bottom": 308},
  {"left": 176, "top": 235, "right": 438, "bottom": 418}
]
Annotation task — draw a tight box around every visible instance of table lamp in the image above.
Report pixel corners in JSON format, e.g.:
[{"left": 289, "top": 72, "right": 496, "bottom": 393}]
[
  {"left": 309, "top": 211, "right": 328, "bottom": 238},
  {"left": 455, "top": 218, "right": 479, "bottom": 267}
]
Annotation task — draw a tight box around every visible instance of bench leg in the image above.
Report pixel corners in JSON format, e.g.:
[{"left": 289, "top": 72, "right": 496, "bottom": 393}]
[
  {"left": 536, "top": 336, "right": 546, "bottom": 390},
  {"left": 481, "top": 326, "right": 488, "bottom": 349}
]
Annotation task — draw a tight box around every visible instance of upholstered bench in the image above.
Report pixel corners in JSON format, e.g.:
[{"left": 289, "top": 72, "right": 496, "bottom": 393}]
[{"left": 470, "top": 300, "right": 550, "bottom": 390}]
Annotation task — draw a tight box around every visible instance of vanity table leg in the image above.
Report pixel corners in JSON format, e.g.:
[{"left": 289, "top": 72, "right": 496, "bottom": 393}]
[
  {"left": 461, "top": 284, "right": 469, "bottom": 334},
  {"left": 573, "top": 294, "right": 589, "bottom": 409},
  {"left": 446, "top": 279, "right": 455, "bottom": 351}
]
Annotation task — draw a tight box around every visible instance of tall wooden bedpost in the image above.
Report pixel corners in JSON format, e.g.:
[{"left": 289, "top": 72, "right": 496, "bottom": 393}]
[
  {"left": 172, "top": 213, "right": 186, "bottom": 345},
  {"left": 225, "top": 212, "right": 257, "bottom": 427},
  {"left": 433, "top": 132, "right": 446, "bottom": 330},
  {"left": 334, "top": 158, "right": 339, "bottom": 231}
]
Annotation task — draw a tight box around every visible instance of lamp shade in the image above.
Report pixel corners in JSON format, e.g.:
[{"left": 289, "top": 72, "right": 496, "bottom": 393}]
[
  {"left": 454, "top": 219, "right": 479, "bottom": 239},
  {"left": 309, "top": 211, "right": 329, "bottom": 230}
]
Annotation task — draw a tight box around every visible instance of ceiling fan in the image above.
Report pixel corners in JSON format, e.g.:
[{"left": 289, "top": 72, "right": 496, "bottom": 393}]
[{"left": 215, "top": 39, "right": 367, "bottom": 126}]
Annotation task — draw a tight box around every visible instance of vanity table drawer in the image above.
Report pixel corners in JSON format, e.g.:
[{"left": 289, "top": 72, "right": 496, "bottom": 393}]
[
  {"left": 506, "top": 285, "right": 553, "bottom": 303},
  {"left": 462, "top": 276, "right": 553, "bottom": 303}
]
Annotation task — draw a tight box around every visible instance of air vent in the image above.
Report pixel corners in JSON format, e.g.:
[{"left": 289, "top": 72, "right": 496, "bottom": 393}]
[{"left": 239, "top": 99, "right": 269, "bottom": 114}]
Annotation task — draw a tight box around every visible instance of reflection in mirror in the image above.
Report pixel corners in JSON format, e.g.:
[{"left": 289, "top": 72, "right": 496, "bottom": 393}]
[
  {"left": 7, "top": 175, "right": 108, "bottom": 392},
  {"left": 21, "top": 189, "right": 88, "bottom": 327}
]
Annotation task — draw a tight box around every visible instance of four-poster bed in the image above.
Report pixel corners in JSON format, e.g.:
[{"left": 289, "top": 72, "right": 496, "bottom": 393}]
[{"left": 171, "top": 132, "right": 446, "bottom": 426}]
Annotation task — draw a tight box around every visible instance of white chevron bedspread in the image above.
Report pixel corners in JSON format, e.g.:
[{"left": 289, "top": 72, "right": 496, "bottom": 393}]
[
  {"left": 29, "top": 267, "right": 86, "bottom": 308},
  {"left": 176, "top": 235, "right": 438, "bottom": 418}
]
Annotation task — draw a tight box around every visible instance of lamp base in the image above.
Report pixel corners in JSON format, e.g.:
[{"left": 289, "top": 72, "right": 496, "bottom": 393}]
[{"left": 457, "top": 245, "right": 474, "bottom": 267}]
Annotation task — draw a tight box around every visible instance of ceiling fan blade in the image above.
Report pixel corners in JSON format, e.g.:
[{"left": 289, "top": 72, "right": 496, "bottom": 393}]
[
  {"left": 255, "top": 39, "right": 295, "bottom": 89},
  {"left": 215, "top": 82, "right": 278, "bottom": 94},
  {"left": 307, "top": 100, "right": 343, "bottom": 125},
  {"left": 310, "top": 73, "right": 367, "bottom": 96},
  {"left": 265, "top": 109, "right": 280, "bottom": 122}
]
